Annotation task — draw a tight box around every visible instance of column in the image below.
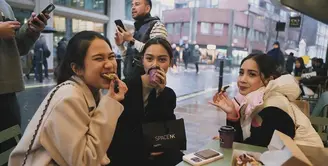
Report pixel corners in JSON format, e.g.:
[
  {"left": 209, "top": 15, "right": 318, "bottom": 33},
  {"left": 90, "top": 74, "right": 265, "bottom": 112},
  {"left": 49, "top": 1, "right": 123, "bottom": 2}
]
[
  {"left": 107, "top": 0, "right": 125, "bottom": 46},
  {"left": 227, "top": 10, "right": 235, "bottom": 57},
  {"left": 248, "top": 15, "right": 254, "bottom": 54},
  {"left": 35, "top": 0, "right": 54, "bottom": 70}
]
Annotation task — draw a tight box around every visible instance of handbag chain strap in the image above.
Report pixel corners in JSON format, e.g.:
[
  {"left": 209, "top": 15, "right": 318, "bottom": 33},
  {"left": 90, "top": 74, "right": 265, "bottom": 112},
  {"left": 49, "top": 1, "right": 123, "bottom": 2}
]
[{"left": 21, "top": 82, "right": 72, "bottom": 166}]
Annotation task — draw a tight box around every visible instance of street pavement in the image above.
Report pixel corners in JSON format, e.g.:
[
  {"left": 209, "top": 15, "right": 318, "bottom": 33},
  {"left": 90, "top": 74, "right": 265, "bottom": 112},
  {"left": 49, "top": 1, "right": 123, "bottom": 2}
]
[{"left": 17, "top": 64, "right": 239, "bottom": 154}]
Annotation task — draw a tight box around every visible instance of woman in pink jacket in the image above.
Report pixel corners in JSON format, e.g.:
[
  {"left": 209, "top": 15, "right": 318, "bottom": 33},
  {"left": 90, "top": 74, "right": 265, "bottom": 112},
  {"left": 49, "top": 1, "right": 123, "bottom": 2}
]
[{"left": 9, "top": 31, "right": 128, "bottom": 166}]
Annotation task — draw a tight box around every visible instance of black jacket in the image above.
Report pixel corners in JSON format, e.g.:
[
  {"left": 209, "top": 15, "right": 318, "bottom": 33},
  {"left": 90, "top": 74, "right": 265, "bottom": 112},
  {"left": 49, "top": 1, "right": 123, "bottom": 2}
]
[
  {"left": 107, "top": 76, "right": 183, "bottom": 166},
  {"left": 227, "top": 107, "right": 296, "bottom": 147}
]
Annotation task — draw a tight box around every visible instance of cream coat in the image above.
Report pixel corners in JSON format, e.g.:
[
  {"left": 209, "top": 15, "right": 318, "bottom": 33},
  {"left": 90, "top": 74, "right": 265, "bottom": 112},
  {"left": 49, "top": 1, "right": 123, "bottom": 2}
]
[
  {"left": 9, "top": 76, "right": 124, "bottom": 166},
  {"left": 243, "top": 75, "right": 323, "bottom": 147}
]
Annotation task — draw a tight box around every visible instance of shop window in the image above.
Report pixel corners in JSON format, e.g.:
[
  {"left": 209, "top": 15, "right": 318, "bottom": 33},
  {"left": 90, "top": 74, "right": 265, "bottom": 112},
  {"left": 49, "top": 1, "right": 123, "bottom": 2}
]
[{"left": 201, "top": 22, "right": 210, "bottom": 34}]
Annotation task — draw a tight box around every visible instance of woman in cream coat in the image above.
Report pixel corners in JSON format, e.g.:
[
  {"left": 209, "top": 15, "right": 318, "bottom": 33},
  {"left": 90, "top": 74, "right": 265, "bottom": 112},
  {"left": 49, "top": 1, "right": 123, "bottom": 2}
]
[
  {"left": 211, "top": 53, "right": 323, "bottom": 148},
  {"left": 9, "top": 31, "right": 128, "bottom": 166}
]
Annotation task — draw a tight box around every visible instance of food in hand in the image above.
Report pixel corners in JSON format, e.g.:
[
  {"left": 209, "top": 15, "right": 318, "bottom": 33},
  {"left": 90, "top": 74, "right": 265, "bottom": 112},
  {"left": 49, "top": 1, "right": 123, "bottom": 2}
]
[
  {"left": 103, "top": 73, "right": 116, "bottom": 80},
  {"left": 235, "top": 154, "right": 263, "bottom": 166},
  {"left": 221, "top": 85, "right": 230, "bottom": 93}
]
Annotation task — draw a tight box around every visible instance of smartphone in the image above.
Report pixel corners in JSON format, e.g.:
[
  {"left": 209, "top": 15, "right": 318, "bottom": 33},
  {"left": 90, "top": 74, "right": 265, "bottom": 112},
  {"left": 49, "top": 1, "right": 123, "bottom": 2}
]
[
  {"left": 114, "top": 19, "right": 126, "bottom": 32},
  {"left": 32, "top": 3, "right": 55, "bottom": 25}
]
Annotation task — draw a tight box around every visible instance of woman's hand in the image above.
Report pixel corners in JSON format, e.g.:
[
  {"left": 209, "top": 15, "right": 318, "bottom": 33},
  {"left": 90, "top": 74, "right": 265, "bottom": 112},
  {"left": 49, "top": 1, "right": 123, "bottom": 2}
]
[
  {"left": 107, "top": 75, "right": 128, "bottom": 101},
  {"left": 209, "top": 92, "right": 237, "bottom": 118},
  {"left": 154, "top": 68, "right": 167, "bottom": 93}
]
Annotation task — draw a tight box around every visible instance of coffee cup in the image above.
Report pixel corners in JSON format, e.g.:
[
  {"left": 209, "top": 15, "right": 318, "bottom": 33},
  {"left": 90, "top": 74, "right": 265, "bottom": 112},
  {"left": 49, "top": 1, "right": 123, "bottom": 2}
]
[
  {"left": 148, "top": 66, "right": 160, "bottom": 84},
  {"left": 218, "top": 126, "right": 235, "bottom": 148}
]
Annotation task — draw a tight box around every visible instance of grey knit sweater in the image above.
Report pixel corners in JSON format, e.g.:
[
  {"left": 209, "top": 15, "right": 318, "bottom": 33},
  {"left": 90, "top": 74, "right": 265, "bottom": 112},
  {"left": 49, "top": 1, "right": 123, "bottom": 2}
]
[{"left": 0, "top": 0, "right": 39, "bottom": 94}]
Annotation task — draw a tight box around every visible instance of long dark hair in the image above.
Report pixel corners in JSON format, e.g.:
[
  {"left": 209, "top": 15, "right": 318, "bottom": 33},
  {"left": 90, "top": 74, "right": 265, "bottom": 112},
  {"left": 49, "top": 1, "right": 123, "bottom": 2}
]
[
  {"left": 55, "top": 31, "right": 112, "bottom": 84},
  {"left": 294, "top": 57, "right": 306, "bottom": 77},
  {"left": 241, "top": 53, "right": 281, "bottom": 84},
  {"left": 140, "top": 37, "right": 173, "bottom": 60}
]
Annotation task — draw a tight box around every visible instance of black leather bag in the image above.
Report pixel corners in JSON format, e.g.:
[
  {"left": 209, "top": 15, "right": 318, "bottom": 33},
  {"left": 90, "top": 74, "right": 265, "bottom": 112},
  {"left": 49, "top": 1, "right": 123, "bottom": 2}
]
[{"left": 142, "top": 118, "right": 187, "bottom": 152}]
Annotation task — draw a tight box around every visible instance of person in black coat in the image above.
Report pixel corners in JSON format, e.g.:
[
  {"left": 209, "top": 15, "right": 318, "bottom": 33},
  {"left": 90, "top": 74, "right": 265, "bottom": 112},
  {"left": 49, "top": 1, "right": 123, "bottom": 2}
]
[
  {"left": 267, "top": 41, "right": 285, "bottom": 72},
  {"left": 182, "top": 44, "right": 191, "bottom": 70},
  {"left": 107, "top": 37, "right": 183, "bottom": 166},
  {"left": 285, "top": 52, "right": 295, "bottom": 74}
]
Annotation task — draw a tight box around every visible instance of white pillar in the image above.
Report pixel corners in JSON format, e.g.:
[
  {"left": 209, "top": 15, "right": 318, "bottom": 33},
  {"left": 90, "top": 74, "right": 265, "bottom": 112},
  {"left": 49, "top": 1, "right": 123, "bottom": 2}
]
[
  {"left": 107, "top": 0, "right": 125, "bottom": 47},
  {"left": 35, "top": 0, "right": 54, "bottom": 70}
]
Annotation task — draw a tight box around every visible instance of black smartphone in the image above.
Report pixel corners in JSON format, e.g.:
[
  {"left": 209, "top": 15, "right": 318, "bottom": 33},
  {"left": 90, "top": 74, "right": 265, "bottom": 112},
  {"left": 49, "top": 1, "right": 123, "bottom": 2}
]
[
  {"left": 114, "top": 19, "right": 126, "bottom": 32},
  {"left": 32, "top": 3, "right": 55, "bottom": 25},
  {"left": 194, "top": 149, "right": 221, "bottom": 160}
]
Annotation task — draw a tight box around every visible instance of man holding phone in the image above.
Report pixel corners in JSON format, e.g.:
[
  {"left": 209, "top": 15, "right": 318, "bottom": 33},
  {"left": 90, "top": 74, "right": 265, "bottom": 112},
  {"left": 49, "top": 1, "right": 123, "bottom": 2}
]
[
  {"left": 0, "top": 0, "right": 50, "bottom": 161},
  {"left": 114, "top": 0, "right": 167, "bottom": 79}
]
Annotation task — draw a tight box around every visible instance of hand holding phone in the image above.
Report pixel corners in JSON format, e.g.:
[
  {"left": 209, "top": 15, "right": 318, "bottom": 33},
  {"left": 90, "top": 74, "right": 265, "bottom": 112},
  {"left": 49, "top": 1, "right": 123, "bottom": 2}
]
[
  {"left": 114, "top": 19, "right": 126, "bottom": 32},
  {"left": 31, "top": 3, "right": 54, "bottom": 27}
]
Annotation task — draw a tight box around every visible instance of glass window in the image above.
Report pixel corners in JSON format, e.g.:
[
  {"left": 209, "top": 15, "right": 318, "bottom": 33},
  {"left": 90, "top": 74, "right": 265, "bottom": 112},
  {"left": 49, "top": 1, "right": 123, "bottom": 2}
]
[
  {"left": 242, "top": 28, "right": 246, "bottom": 38},
  {"left": 71, "top": 0, "right": 85, "bottom": 8},
  {"left": 72, "top": 19, "right": 104, "bottom": 33},
  {"left": 213, "top": 23, "right": 223, "bottom": 36},
  {"left": 201, "top": 22, "right": 210, "bottom": 34},
  {"left": 166, "top": 24, "right": 174, "bottom": 34},
  {"left": 175, "top": 23, "right": 181, "bottom": 35},
  {"left": 125, "top": 0, "right": 133, "bottom": 20},
  {"left": 211, "top": 0, "right": 219, "bottom": 7},
  {"left": 316, "top": 35, "right": 320, "bottom": 45},
  {"left": 256, "top": 31, "right": 260, "bottom": 41},
  {"left": 53, "top": 16, "right": 66, "bottom": 32},
  {"left": 183, "top": 23, "right": 190, "bottom": 35},
  {"left": 248, "top": 0, "right": 259, "bottom": 6},
  {"left": 274, "top": 8, "right": 280, "bottom": 15},
  {"left": 188, "top": 0, "right": 200, "bottom": 7},
  {"left": 54, "top": 0, "right": 105, "bottom": 13},
  {"left": 233, "top": 26, "right": 237, "bottom": 37},
  {"left": 237, "top": 26, "right": 242, "bottom": 37}
]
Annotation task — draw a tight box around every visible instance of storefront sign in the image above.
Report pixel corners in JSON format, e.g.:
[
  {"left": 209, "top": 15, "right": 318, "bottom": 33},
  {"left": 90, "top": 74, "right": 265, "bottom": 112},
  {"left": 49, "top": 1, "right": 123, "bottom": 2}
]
[{"left": 289, "top": 16, "right": 302, "bottom": 28}]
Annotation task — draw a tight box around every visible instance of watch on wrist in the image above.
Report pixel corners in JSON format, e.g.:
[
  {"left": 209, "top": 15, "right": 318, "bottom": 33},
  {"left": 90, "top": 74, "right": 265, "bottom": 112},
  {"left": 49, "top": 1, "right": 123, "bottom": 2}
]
[{"left": 129, "top": 38, "right": 135, "bottom": 46}]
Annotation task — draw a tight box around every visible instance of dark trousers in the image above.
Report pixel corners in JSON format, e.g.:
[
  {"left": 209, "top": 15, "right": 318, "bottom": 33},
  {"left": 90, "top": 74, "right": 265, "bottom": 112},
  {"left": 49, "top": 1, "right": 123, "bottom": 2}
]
[
  {"left": 195, "top": 62, "right": 199, "bottom": 73},
  {"left": 35, "top": 60, "right": 48, "bottom": 82},
  {"left": 0, "top": 93, "right": 21, "bottom": 160},
  {"left": 183, "top": 59, "right": 188, "bottom": 69}
]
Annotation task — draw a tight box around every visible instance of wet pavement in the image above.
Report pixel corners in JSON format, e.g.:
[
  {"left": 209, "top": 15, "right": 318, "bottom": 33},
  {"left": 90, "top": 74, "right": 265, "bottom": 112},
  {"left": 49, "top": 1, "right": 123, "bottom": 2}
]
[{"left": 17, "top": 65, "right": 239, "bottom": 154}]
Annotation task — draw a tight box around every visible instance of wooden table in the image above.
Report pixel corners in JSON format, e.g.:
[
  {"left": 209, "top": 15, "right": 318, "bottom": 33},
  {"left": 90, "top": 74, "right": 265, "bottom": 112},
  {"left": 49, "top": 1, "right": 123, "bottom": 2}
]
[{"left": 177, "top": 141, "right": 266, "bottom": 166}]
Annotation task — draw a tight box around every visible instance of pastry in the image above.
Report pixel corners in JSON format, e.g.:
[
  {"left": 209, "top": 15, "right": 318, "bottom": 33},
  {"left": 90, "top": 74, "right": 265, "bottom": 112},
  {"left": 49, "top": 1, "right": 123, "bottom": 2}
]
[
  {"left": 103, "top": 73, "right": 116, "bottom": 80},
  {"left": 235, "top": 153, "right": 263, "bottom": 166}
]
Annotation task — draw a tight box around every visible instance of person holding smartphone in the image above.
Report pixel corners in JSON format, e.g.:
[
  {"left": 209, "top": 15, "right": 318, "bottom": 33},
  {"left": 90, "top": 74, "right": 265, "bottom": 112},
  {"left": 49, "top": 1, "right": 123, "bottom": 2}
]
[
  {"left": 0, "top": 0, "right": 50, "bottom": 163},
  {"left": 114, "top": 0, "right": 168, "bottom": 80}
]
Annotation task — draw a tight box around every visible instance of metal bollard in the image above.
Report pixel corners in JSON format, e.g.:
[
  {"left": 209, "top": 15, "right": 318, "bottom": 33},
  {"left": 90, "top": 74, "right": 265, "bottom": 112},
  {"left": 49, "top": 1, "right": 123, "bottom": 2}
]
[
  {"left": 218, "top": 60, "right": 224, "bottom": 92},
  {"left": 116, "top": 58, "right": 122, "bottom": 79}
]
